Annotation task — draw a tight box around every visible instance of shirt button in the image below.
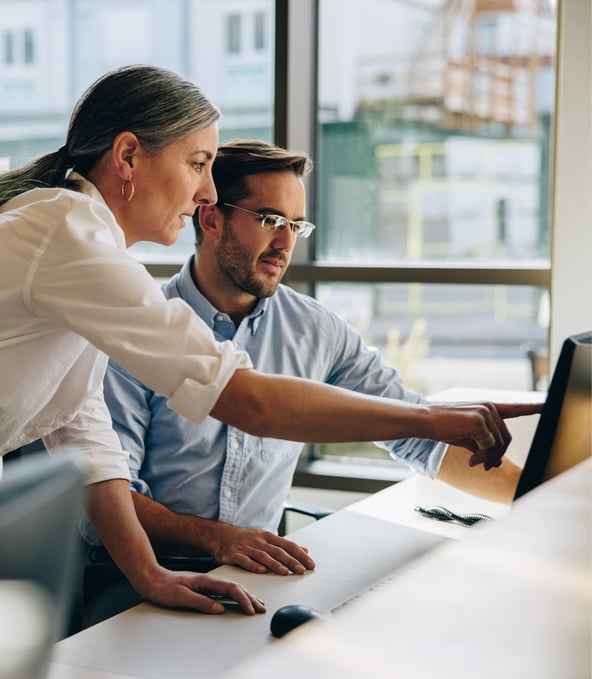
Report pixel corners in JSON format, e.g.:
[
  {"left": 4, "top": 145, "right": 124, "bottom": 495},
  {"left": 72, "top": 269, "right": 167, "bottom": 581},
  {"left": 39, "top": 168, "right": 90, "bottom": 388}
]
[
  {"left": 231, "top": 440, "right": 239, "bottom": 450},
  {"left": 224, "top": 489, "right": 232, "bottom": 499}
]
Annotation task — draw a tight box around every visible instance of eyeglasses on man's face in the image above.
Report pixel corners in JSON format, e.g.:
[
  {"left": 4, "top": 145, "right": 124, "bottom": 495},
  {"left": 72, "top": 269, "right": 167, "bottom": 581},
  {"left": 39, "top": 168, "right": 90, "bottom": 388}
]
[{"left": 222, "top": 203, "right": 316, "bottom": 239}]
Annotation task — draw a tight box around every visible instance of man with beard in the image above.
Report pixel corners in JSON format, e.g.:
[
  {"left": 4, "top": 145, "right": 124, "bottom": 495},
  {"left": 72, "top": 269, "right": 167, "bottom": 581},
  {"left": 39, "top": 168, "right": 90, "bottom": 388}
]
[{"left": 92, "top": 140, "right": 521, "bottom": 582}]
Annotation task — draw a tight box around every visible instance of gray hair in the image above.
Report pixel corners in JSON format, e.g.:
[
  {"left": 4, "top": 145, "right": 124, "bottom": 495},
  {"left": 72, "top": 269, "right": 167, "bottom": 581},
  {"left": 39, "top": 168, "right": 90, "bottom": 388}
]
[{"left": 0, "top": 64, "right": 220, "bottom": 206}]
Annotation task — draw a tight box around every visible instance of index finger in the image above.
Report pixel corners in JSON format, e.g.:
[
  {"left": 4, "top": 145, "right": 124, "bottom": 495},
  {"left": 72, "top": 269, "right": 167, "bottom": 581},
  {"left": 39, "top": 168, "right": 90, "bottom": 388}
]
[
  {"left": 493, "top": 402, "right": 544, "bottom": 419},
  {"left": 196, "top": 576, "right": 266, "bottom": 616}
]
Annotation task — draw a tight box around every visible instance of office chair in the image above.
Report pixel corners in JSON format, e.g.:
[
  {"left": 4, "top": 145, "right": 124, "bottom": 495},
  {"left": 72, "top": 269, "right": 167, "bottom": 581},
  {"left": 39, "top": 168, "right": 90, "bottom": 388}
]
[
  {"left": 278, "top": 499, "right": 333, "bottom": 536},
  {"left": 522, "top": 342, "right": 550, "bottom": 391}
]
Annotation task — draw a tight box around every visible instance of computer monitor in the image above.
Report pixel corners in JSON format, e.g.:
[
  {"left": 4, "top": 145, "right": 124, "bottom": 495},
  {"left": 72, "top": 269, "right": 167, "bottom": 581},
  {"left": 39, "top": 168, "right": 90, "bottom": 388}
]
[
  {"left": 514, "top": 331, "right": 592, "bottom": 499},
  {"left": 0, "top": 455, "right": 87, "bottom": 641}
]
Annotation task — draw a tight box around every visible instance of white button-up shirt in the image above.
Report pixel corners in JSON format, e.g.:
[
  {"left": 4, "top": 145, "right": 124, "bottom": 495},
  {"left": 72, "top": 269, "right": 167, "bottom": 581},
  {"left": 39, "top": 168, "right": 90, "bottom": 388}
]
[{"left": 0, "top": 175, "right": 251, "bottom": 483}]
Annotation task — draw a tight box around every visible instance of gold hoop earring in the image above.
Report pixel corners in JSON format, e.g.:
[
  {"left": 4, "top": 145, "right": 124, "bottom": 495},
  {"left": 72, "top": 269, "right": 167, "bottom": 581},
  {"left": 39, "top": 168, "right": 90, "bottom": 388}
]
[{"left": 121, "top": 180, "right": 135, "bottom": 202}]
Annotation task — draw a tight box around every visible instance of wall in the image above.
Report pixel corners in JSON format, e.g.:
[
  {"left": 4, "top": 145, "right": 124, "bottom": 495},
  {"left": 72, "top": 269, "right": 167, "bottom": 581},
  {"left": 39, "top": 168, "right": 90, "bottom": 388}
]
[{"left": 550, "top": 0, "right": 592, "bottom": 365}]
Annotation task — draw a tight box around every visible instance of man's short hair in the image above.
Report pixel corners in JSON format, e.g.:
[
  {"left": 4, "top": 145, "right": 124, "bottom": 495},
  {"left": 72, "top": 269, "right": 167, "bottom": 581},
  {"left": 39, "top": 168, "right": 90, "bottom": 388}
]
[{"left": 193, "top": 139, "right": 313, "bottom": 244}]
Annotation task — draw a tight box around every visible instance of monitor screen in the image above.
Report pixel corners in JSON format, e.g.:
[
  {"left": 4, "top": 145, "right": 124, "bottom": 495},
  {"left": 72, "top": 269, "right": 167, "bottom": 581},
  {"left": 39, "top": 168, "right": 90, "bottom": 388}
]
[{"left": 514, "top": 331, "right": 592, "bottom": 499}]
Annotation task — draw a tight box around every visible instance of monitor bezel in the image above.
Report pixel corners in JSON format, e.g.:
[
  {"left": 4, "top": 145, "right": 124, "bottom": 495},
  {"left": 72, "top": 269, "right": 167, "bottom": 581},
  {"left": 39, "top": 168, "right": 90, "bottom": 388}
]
[{"left": 514, "top": 330, "right": 592, "bottom": 499}]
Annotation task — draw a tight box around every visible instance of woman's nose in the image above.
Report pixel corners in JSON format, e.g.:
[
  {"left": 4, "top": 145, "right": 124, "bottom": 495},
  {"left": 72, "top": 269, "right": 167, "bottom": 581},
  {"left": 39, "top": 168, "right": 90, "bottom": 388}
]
[{"left": 195, "top": 173, "right": 218, "bottom": 206}]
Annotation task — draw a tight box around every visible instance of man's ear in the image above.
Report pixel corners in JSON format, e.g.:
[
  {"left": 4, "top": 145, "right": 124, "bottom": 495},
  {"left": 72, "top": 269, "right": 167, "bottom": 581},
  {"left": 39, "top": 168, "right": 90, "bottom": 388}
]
[
  {"left": 198, "top": 204, "right": 223, "bottom": 241},
  {"left": 112, "top": 131, "right": 141, "bottom": 179}
]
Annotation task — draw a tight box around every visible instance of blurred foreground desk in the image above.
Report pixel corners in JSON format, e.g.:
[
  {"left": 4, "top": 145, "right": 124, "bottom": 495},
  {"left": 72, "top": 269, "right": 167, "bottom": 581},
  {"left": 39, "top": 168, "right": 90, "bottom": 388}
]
[
  {"left": 225, "top": 458, "right": 592, "bottom": 679},
  {"left": 49, "top": 476, "right": 515, "bottom": 679}
]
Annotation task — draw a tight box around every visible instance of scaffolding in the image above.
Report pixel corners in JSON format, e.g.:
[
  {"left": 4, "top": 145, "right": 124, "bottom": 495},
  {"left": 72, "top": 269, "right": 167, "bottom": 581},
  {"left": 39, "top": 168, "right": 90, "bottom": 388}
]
[{"left": 355, "top": 0, "right": 554, "bottom": 135}]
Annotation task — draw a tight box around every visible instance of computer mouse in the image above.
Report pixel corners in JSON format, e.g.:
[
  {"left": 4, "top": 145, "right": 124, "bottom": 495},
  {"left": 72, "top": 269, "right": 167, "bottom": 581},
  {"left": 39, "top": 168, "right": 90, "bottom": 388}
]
[{"left": 269, "top": 604, "right": 324, "bottom": 638}]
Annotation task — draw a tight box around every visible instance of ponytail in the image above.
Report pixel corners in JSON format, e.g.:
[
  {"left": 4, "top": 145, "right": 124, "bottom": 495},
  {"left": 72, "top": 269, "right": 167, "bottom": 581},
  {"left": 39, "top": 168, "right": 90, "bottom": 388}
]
[{"left": 0, "top": 145, "right": 76, "bottom": 207}]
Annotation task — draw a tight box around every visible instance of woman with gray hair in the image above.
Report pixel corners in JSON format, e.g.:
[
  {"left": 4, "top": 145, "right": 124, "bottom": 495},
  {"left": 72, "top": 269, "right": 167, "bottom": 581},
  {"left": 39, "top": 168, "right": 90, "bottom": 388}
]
[{"left": 0, "top": 65, "right": 540, "bottom": 617}]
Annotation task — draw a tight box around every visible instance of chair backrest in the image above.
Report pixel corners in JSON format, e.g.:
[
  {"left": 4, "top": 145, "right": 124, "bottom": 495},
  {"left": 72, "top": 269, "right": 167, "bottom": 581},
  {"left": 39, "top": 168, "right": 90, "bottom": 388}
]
[{"left": 0, "top": 455, "right": 87, "bottom": 641}]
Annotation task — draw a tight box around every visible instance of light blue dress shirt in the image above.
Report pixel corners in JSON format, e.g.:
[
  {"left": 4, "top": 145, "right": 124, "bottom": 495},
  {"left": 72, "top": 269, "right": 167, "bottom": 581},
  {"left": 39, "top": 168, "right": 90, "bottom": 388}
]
[{"left": 92, "top": 256, "right": 446, "bottom": 542}]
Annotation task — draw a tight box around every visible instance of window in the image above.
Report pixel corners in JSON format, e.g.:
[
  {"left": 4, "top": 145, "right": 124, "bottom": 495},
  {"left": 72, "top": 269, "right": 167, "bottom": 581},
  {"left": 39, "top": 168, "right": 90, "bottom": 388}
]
[
  {"left": 316, "top": 0, "right": 553, "bottom": 378},
  {"left": 2, "top": 31, "right": 14, "bottom": 65},
  {"left": 254, "top": 11, "right": 266, "bottom": 50},
  {"left": 226, "top": 13, "right": 241, "bottom": 54},
  {"left": 283, "top": 0, "right": 556, "bottom": 467},
  {"left": 1, "top": 27, "right": 36, "bottom": 67},
  {"left": 23, "top": 28, "right": 35, "bottom": 65},
  {"left": 0, "top": 0, "right": 564, "bottom": 480},
  {"left": 0, "top": 0, "right": 275, "bottom": 261}
]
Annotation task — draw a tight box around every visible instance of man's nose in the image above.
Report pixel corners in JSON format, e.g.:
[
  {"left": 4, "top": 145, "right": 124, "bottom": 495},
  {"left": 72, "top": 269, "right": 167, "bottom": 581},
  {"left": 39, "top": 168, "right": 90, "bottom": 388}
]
[{"left": 272, "top": 223, "right": 297, "bottom": 248}]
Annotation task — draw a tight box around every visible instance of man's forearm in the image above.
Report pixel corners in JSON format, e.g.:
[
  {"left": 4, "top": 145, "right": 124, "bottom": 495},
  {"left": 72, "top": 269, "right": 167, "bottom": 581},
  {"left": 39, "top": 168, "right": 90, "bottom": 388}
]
[
  {"left": 130, "top": 492, "right": 316, "bottom": 575},
  {"left": 131, "top": 491, "right": 218, "bottom": 557}
]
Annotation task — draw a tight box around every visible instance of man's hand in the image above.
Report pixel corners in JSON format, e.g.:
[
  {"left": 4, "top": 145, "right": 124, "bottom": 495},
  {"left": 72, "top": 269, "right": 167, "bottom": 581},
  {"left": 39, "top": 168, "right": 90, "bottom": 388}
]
[
  {"left": 131, "top": 493, "right": 315, "bottom": 575},
  {"left": 140, "top": 567, "right": 266, "bottom": 615},
  {"left": 209, "top": 523, "right": 316, "bottom": 575}
]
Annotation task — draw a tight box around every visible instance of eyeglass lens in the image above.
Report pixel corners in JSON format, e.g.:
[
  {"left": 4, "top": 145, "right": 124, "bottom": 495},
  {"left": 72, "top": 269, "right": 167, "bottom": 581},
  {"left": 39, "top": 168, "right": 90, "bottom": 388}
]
[{"left": 261, "top": 215, "right": 314, "bottom": 238}]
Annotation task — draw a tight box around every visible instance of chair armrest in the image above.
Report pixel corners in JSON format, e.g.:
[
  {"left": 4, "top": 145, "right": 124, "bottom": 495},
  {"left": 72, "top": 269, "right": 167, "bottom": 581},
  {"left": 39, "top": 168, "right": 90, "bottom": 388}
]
[
  {"left": 282, "top": 500, "right": 333, "bottom": 520},
  {"left": 279, "top": 500, "right": 334, "bottom": 536}
]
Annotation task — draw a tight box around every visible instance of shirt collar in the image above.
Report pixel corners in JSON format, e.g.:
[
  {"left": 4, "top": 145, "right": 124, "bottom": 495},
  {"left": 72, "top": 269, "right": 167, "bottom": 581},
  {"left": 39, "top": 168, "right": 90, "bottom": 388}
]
[
  {"left": 68, "top": 171, "right": 108, "bottom": 206},
  {"left": 68, "top": 171, "right": 127, "bottom": 249}
]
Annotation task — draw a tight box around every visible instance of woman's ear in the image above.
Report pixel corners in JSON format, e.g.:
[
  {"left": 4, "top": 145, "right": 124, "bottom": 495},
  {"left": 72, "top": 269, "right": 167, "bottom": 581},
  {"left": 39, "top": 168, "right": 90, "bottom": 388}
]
[{"left": 112, "top": 132, "right": 141, "bottom": 179}]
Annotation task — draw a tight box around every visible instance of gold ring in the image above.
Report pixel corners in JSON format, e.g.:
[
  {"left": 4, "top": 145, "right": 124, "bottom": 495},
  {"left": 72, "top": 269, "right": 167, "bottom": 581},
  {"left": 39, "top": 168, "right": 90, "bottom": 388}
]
[{"left": 476, "top": 432, "right": 496, "bottom": 451}]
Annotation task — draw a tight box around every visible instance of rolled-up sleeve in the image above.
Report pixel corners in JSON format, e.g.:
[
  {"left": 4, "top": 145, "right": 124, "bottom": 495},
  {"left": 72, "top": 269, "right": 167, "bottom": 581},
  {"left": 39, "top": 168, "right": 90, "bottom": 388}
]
[{"left": 323, "top": 308, "right": 448, "bottom": 477}]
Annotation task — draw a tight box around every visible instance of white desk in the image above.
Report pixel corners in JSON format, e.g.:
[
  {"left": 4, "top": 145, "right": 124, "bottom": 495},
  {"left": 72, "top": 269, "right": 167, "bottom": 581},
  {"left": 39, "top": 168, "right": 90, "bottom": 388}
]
[
  {"left": 48, "top": 459, "right": 591, "bottom": 679},
  {"left": 48, "top": 479, "right": 528, "bottom": 678},
  {"left": 225, "top": 458, "right": 592, "bottom": 679},
  {"left": 49, "top": 508, "right": 449, "bottom": 679},
  {"left": 349, "top": 387, "right": 542, "bottom": 540}
]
